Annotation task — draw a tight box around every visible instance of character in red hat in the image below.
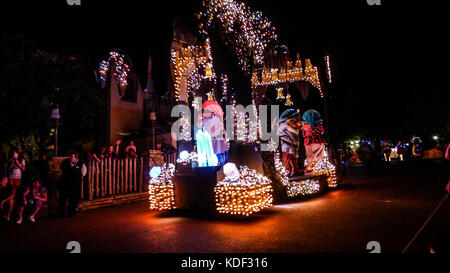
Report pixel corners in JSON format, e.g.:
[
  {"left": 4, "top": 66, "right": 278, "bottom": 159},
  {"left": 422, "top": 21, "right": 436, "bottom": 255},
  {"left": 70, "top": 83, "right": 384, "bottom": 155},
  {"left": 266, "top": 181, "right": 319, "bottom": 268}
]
[{"left": 198, "top": 100, "right": 228, "bottom": 165}]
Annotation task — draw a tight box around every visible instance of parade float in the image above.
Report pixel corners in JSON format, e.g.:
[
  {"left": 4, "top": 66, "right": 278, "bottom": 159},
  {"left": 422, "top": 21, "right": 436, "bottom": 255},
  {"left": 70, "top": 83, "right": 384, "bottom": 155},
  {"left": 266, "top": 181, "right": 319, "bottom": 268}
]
[{"left": 149, "top": 0, "right": 339, "bottom": 216}]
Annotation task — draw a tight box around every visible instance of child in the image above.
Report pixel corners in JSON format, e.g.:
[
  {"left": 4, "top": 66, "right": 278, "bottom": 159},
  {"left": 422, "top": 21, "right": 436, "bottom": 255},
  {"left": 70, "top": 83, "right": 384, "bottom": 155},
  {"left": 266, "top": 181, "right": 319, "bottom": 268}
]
[
  {"left": 301, "top": 109, "right": 326, "bottom": 172},
  {"left": 278, "top": 109, "right": 301, "bottom": 176}
]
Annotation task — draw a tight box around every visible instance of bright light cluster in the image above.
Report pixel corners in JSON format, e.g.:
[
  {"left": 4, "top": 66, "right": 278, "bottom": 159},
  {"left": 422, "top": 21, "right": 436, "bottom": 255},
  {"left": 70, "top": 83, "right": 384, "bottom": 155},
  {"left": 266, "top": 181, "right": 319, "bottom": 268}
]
[
  {"left": 171, "top": 45, "right": 206, "bottom": 101},
  {"left": 311, "top": 150, "right": 338, "bottom": 188},
  {"left": 252, "top": 58, "right": 323, "bottom": 98},
  {"left": 172, "top": 39, "right": 217, "bottom": 101},
  {"left": 220, "top": 74, "right": 229, "bottom": 103},
  {"left": 215, "top": 165, "right": 273, "bottom": 216},
  {"left": 176, "top": 151, "right": 198, "bottom": 164},
  {"left": 179, "top": 112, "right": 192, "bottom": 141},
  {"left": 274, "top": 152, "right": 321, "bottom": 197},
  {"left": 324, "top": 55, "right": 332, "bottom": 83},
  {"left": 234, "top": 103, "right": 259, "bottom": 144},
  {"left": 149, "top": 164, "right": 176, "bottom": 210},
  {"left": 99, "top": 51, "right": 130, "bottom": 88},
  {"left": 198, "top": 0, "right": 278, "bottom": 73},
  {"left": 235, "top": 111, "right": 248, "bottom": 142}
]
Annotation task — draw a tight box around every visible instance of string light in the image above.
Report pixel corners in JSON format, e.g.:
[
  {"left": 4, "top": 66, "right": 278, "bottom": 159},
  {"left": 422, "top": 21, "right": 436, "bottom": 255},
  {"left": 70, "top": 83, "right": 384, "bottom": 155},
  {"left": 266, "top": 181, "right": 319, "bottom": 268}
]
[
  {"left": 148, "top": 164, "right": 176, "bottom": 210},
  {"left": 324, "top": 55, "right": 332, "bottom": 83},
  {"left": 198, "top": 0, "right": 278, "bottom": 73},
  {"left": 172, "top": 38, "right": 217, "bottom": 101},
  {"left": 220, "top": 74, "right": 229, "bottom": 103},
  {"left": 252, "top": 57, "right": 323, "bottom": 98},
  {"left": 179, "top": 112, "right": 192, "bottom": 141},
  {"left": 215, "top": 165, "right": 273, "bottom": 216},
  {"left": 98, "top": 51, "right": 130, "bottom": 89},
  {"left": 274, "top": 152, "right": 321, "bottom": 196},
  {"left": 311, "top": 149, "right": 338, "bottom": 188}
]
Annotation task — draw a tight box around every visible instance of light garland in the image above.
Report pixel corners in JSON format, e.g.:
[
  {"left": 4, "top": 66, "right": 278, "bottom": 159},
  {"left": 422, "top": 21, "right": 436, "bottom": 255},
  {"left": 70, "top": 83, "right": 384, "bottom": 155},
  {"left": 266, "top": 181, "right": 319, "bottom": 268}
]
[
  {"left": 215, "top": 165, "right": 273, "bottom": 216},
  {"left": 220, "top": 74, "right": 229, "bottom": 103},
  {"left": 148, "top": 164, "right": 176, "bottom": 210},
  {"left": 198, "top": 0, "right": 278, "bottom": 73},
  {"left": 274, "top": 152, "right": 321, "bottom": 196},
  {"left": 252, "top": 58, "right": 323, "bottom": 98},
  {"left": 235, "top": 111, "right": 248, "bottom": 142},
  {"left": 311, "top": 149, "right": 338, "bottom": 188},
  {"left": 98, "top": 51, "right": 130, "bottom": 89},
  {"left": 179, "top": 112, "right": 192, "bottom": 141},
  {"left": 324, "top": 55, "right": 332, "bottom": 83},
  {"left": 176, "top": 151, "right": 198, "bottom": 164},
  {"left": 172, "top": 39, "right": 217, "bottom": 101}
]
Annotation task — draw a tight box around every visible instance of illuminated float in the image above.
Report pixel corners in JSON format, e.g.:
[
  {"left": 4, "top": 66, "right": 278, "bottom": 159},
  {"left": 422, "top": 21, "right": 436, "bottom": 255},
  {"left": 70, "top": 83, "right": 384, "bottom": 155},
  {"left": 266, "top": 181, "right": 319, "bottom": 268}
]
[{"left": 149, "top": 0, "right": 340, "bottom": 215}]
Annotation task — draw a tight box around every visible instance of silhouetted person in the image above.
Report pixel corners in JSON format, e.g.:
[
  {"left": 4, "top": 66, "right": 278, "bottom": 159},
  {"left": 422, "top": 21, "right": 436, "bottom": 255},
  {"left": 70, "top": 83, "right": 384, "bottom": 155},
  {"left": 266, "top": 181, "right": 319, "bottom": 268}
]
[{"left": 58, "top": 151, "right": 86, "bottom": 217}]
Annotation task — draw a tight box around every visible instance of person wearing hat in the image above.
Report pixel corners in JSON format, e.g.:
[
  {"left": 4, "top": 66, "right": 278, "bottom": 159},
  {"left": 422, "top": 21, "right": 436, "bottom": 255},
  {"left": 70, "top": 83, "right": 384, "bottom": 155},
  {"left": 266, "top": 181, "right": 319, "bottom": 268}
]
[
  {"left": 301, "top": 109, "right": 326, "bottom": 172},
  {"left": 278, "top": 108, "right": 302, "bottom": 176},
  {"left": 197, "top": 100, "right": 227, "bottom": 165}
]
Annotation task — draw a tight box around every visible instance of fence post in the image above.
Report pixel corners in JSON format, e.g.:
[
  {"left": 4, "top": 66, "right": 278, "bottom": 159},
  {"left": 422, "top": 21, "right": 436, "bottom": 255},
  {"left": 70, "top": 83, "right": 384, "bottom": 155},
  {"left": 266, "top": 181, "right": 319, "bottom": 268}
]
[
  {"left": 102, "top": 159, "right": 106, "bottom": 197},
  {"left": 139, "top": 157, "right": 144, "bottom": 192},
  {"left": 108, "top": 157, "right": 112, "bottom": 195},
  {"left": 110, "top": 158, "right": 117, "bottom": 194},
  {"left": 117, "top": 159, "right": 121, "bottom": 193},
  {"left": 88, "top": 161, "right": 93, "bottom": 200},
  {"left": 95, "top": 161, "right": 100, "bottom": 197},
  {"left": 133, "top": 158, "right": 137, "bottom": 192}
]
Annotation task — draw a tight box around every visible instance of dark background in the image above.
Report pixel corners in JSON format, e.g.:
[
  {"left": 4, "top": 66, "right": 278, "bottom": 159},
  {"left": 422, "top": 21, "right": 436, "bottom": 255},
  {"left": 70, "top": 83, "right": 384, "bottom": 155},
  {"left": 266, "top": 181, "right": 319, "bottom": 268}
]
[{"left": 1, "top": 0, "right": 448, "bottom": 141}]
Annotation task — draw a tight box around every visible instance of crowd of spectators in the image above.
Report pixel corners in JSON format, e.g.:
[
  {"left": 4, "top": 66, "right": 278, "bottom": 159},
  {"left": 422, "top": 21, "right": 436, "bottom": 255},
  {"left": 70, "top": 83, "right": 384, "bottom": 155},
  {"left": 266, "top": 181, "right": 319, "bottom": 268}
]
[{"left": 0, "top": 150, "right": 48, "bottom": 224}]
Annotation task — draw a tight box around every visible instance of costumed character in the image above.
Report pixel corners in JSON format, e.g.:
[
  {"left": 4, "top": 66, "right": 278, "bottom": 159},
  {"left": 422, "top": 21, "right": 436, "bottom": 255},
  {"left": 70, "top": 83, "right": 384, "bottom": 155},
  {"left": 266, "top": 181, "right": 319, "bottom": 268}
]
[
  {"left": 301, "top": 109, "right": 326, "bottom": 172},
  {"left": 278, "top": 109, "right": 302, "bottom": 176},
  {"left": 196, "top": 100, "right": 227, "bottom": 166}
]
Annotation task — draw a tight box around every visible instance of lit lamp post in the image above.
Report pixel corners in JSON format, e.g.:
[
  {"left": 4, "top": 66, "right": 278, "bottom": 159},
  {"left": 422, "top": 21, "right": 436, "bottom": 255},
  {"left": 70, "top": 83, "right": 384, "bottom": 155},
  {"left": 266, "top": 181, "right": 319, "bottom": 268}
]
[
  {"left": 150, "top": 111, "right": 157, "bottom": 150},
  {"left": 51, "top": 107, "right": 61, "bottom": 156}
]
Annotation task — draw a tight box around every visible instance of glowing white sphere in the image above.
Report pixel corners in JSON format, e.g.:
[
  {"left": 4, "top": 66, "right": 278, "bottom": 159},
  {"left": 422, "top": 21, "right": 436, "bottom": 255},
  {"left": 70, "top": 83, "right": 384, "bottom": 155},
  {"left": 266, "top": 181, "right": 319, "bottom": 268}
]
[
  {"left": 179, "top": 150, "right": 190, "bottom": 161},
  {"left": 149, "top": 166, "right": 161, "bottom": 178},
  {"left": 223, "top": 163, "right": 240, "bottom": 181}
]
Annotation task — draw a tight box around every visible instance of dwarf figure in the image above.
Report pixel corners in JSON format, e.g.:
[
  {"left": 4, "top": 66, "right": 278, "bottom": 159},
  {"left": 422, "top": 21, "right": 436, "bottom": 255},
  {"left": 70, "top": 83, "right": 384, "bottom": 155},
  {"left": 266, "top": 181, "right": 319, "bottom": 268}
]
[
  {"left": 301, "top": 109, "right": 326, "bottom": 172},
  {"left": 278, "top": 109, "right": 302, "bottom": 176}
]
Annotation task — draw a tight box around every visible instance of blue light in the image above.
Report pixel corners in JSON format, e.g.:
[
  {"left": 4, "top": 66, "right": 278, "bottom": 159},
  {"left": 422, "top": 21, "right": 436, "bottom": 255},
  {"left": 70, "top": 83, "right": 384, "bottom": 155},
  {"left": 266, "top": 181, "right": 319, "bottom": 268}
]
[{"left": 149, "top": 166, "right": 162, "bottom": 178}]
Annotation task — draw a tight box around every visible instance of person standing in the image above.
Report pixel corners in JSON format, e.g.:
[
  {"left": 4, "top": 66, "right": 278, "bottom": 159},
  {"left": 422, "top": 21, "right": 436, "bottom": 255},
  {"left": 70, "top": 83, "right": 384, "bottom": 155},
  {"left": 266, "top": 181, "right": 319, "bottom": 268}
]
[
  {"left": 8, "top": 150, "right": 26, "bottom": 190},
  {"left": 58, "top": 151, "right": 86, "bottom": 217},
  {"left": 124, "top": 140, "right": 137, "bottom": 156}
]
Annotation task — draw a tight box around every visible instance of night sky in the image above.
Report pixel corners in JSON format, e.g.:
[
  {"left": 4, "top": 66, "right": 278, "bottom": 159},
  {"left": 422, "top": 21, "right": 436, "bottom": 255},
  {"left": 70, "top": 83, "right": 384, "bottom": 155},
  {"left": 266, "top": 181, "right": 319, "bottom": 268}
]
[{"left": 2, "top": 0, "right": 449, "bottom": 141}]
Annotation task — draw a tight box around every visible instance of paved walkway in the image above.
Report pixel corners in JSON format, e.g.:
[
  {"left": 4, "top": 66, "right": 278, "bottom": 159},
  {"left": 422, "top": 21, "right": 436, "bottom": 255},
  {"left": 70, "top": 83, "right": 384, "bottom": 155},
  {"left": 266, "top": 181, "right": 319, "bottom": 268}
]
[{"left": 1, "top": 161, "right": 449, "bottom": 253}]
